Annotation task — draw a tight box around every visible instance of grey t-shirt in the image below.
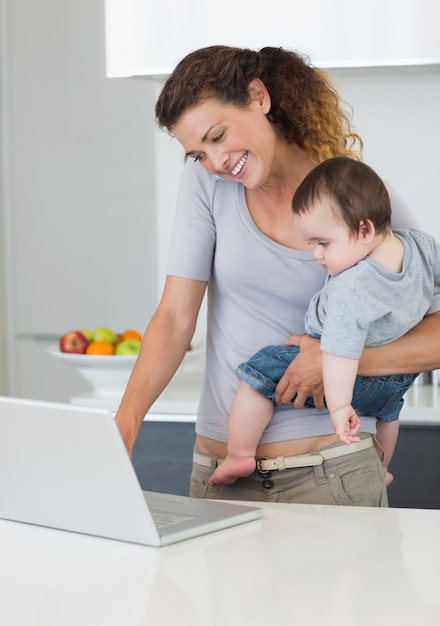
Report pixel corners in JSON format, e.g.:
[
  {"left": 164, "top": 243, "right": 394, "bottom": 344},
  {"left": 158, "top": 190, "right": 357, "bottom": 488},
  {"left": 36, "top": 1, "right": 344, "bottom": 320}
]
[
  {"left": 167, "top": 161, "right": 438, "bottom": 444},
  {"left": 306, "top": 229, "right": 440, "bottom": 359}
]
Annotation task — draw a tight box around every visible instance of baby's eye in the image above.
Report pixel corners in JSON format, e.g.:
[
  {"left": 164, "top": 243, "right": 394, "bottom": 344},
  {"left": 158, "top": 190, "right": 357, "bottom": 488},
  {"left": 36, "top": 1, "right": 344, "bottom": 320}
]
[{"left": 318, "top": 241, "right": 329, "bottom": 248}]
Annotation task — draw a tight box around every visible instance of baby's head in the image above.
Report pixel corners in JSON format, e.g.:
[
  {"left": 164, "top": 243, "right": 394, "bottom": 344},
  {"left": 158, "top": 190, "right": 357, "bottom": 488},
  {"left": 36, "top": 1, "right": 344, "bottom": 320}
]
[{"left": 292, "top": 157, "right": 391, "bottom": 237}]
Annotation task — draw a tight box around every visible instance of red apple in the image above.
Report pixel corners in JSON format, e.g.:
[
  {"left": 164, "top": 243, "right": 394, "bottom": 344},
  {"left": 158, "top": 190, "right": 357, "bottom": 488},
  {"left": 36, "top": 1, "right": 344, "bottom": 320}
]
[{"left": 59, "top": 331, "right": 89, "bottom": 354}]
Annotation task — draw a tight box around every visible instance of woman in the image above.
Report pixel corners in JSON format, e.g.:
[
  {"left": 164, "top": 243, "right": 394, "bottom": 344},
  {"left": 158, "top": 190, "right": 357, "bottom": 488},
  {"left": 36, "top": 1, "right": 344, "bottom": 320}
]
[{"left": 116, "top": 46, "right": 440, "bottom": 506}]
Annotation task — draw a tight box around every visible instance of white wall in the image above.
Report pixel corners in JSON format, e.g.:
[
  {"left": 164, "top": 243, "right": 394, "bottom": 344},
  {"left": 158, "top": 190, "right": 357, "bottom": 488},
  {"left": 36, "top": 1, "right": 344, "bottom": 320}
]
[
  {"left": 0, "top": 0, "right": 160, "bottom": 401},
  {"left": 329, "top": 66, "right": 440, "bottom": 236},
  {"left": 0, "top": 76, "right": 6, "bottom": 393}
]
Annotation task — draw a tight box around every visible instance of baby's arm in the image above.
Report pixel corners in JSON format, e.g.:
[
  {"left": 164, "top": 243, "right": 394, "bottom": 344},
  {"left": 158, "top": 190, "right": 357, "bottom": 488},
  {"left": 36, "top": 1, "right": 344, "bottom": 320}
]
[{"left": 322, "top": 352, "right": 361, "bottom": 445}]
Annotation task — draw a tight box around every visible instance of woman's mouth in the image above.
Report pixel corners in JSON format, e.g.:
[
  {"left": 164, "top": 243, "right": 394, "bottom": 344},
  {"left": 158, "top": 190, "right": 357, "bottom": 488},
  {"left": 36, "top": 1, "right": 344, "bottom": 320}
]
[{"left": 231, "top": 152, "right": 248, "bottom": 176}]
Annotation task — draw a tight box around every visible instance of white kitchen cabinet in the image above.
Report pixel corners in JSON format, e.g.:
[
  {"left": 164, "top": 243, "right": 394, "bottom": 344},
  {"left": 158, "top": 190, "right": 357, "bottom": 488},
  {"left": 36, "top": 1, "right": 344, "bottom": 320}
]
[{"left": 104, "top": 0, "right": 440, "bottom": 77}]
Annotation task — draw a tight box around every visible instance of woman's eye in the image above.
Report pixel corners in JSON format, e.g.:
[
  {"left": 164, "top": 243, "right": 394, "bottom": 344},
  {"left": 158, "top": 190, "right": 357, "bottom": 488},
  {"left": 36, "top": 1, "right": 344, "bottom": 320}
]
[
  {"left": 193, "top": 154, "right": 204, "bottom": 163},
  {"left": 212, "top": 132, "right": 224, "bottom": 143}
]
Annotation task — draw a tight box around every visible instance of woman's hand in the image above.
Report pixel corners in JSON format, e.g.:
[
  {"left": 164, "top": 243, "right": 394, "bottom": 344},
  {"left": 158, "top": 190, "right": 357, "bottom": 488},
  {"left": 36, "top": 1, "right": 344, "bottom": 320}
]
[
  {"left": 115, "top": 408, "right": 141, "bottom": 458},
  {"left": 274, "top": 334, "right": 325, "bottom": 410}
]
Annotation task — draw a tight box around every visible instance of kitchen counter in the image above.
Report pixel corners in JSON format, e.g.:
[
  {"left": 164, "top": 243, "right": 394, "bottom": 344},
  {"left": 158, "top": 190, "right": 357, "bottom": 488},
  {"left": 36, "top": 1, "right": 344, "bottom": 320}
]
[
  {"left": 70, "top": 352, "right": 440, "bottom": 426},
  {"left": 0, "top": 501, "right": 439, "bottom": 625},
  {"left": 70, "top": 353, "right": 204, "bottom": 419}
]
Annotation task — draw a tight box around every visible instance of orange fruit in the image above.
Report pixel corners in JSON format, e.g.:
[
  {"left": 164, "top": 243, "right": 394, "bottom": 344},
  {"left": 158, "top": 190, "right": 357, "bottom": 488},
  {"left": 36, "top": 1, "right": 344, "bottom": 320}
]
[
  {"left": 122, "top": 329, "right": 142, "bottom": 342},
  {"left": 85, "top": 340, "right": 115, "bottom": 355}
]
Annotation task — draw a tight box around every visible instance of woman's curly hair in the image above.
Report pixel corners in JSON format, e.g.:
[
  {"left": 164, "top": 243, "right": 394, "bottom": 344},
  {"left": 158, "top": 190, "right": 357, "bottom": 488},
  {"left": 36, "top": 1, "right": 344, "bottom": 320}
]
[{"left": 155, "top": 45, "right": 363, "bottom": 164}]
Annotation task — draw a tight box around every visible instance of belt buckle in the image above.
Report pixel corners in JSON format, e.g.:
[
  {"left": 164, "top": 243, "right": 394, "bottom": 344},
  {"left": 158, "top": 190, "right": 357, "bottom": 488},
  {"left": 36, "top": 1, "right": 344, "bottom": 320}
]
[{"left": 256, "top": 457, "right": 269, "bottom": 474}]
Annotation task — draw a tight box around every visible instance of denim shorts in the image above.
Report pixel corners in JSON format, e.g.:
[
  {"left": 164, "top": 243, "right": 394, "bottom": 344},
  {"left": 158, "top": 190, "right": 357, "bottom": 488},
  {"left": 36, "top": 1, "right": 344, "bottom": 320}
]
[
  {"left": 236, "top": 344, "right": 419, "bottom": 422},
  {"left": 190, "top": 435, "right": 388, "bottom": 507}
]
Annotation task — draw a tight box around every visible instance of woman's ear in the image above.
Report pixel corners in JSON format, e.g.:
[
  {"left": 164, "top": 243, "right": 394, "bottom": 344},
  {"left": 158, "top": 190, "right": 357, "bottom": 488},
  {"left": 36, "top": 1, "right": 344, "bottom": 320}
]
[
  {"left": 359, "top": 219, "right": 376, "bottom": 242},
  {"left": 247, "top": 78, "right": 271, "bottom": 114}
]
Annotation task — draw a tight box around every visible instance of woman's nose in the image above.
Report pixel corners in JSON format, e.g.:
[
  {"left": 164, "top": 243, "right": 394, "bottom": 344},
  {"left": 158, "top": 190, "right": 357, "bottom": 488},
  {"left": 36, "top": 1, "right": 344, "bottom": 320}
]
[{"left": 209, "top": 149, "right": 229, "bottom": 173}]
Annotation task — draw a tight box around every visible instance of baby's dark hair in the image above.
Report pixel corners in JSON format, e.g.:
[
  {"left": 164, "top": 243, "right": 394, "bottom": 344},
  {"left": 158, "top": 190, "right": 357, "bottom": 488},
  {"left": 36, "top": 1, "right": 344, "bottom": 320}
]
[
  {"left": 292, "top": 157, "right": 391, "bottom": 236},
  {"left": 155, "top": 45, "right": 362, "bottom": 164}
]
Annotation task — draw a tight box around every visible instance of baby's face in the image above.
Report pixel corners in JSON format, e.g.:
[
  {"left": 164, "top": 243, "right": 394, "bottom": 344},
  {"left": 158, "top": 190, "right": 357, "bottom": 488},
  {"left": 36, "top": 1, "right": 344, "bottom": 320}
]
[{"left": 293, "top": 198, "right": 368, "bottom": 277}]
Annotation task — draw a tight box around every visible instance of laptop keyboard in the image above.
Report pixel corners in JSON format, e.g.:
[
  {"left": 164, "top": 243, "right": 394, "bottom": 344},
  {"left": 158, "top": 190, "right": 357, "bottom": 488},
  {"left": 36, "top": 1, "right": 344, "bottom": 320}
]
[{"left": 149, "top": 508, "right": 196, "bottom": 529}]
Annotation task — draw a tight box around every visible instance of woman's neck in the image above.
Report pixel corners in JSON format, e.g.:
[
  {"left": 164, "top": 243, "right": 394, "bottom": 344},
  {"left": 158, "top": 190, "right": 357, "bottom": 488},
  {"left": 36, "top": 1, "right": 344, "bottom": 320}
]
[
  {"left": 244, "top": 144, "right": 315, "bottom": 250},
  {"left": 261, "top": 142, "right": 315, "bottom": 198}
]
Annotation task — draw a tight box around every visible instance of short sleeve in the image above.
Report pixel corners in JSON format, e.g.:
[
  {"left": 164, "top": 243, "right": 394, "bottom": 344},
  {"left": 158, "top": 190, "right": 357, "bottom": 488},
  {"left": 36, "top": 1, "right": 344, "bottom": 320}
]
[
  {"left": 166, "top": 161, "right": 217, "bottom": 281},
  {"left": 387, "top": 181, "right": 440, "bottom": 314}
]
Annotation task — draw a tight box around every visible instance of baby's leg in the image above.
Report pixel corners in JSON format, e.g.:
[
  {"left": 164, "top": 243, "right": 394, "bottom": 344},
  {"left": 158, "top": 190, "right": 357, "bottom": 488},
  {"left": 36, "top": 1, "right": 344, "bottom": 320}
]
[
  {"left": 376, "top": 419, "right": 399, "bottom": 486},
  {"left": 209, "top": 381, "right": 273, "bottom": 487}
]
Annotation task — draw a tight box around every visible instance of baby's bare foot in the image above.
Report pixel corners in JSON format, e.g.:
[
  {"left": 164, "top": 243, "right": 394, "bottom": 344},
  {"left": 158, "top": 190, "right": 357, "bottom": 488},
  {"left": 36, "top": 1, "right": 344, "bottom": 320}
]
[
  {"left": 209, "top": 456, "right": 256, "bottom": 487},
  {"left": 385, "top": 470, "right": 394, "bottom": 487}
]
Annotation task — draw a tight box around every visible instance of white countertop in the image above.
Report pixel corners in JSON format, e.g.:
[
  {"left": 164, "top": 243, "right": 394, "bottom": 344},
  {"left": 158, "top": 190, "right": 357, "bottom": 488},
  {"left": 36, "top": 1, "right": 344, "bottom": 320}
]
[
  {"left": 70, "top": 356, "right": 204, "bottom": 418},
  {"left": 0, "top": 501, "right": 439, "bottom": 625}
]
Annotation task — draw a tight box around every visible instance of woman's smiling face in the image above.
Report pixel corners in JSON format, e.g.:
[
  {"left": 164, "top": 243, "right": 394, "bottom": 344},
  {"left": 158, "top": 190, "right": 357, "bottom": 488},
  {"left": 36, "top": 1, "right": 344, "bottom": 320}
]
[{"left": 171, "top": 82, "right": 277, "bottom": 190}]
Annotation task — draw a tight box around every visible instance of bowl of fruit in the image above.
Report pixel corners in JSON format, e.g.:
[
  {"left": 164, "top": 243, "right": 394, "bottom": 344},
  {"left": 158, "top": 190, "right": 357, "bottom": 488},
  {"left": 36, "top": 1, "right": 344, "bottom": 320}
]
[{"left": 48, "top": 327, "right": 143, "bottom": 395}]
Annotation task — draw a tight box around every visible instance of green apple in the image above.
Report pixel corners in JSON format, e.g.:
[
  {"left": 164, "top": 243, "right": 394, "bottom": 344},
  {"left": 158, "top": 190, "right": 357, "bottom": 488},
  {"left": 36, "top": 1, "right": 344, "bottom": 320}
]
[
  {"left": 80, "top": 329, "right": 94, "bottom": 342},
  {"left": 93, "top": 326, "right": 117, "bottom": 345},
  {"left": 115, "top": 339, "right": 141, "bottom": 356}
]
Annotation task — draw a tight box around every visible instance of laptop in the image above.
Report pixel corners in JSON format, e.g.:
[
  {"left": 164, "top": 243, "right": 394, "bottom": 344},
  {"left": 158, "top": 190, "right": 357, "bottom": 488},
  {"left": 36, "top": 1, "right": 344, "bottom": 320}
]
[{"left": 0, "top": 396, "right": 261, "bottom": 547}]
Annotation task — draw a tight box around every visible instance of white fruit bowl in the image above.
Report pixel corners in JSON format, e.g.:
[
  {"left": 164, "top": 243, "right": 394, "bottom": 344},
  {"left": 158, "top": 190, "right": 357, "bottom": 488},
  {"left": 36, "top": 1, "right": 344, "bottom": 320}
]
[
  {"left": 48, "top": 341, "right": 205, "bottom": 397},
  {"left": 48, "top": 347, "right": 137, "bottom": 395}
]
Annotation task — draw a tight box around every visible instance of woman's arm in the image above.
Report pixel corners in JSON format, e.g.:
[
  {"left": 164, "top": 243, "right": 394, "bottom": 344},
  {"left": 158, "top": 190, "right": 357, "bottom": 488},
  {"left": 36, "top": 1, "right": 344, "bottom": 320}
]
[
  {"left": 115, "top": 275, "right": 207, "bottom": 455},
  {"left": 358, "top": 310, "right": 440, "bottom": 376},
  {"left": 274, "top": 311, "right": 440, "bottom": 406}
]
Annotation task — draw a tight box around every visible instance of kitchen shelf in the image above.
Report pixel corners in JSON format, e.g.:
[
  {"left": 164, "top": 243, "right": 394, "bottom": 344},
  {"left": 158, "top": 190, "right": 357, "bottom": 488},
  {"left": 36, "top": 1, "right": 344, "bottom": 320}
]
[{"left": 400, "top": 384, "right": 440, "bottom": 426}]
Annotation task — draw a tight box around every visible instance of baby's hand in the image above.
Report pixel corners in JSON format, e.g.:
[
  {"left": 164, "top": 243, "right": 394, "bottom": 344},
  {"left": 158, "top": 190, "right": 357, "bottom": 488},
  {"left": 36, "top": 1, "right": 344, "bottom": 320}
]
[{"left": 331, "top": 405, "right": 361, "bottom": 445}]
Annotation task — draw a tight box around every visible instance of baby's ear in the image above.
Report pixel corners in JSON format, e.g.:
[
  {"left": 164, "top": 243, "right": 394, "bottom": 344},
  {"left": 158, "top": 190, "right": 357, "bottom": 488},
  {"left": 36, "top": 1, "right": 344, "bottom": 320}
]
[{"left": 359, "top": 219, "right": 375, "bottom": 241}]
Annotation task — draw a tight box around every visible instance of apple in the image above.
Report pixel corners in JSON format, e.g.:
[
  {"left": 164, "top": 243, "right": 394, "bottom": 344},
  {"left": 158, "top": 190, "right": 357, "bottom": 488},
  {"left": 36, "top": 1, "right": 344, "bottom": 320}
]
[
  {"left": 60, "top": 331, "right": 89, "bottom": 354},
  {"left": 80, "top": 329, "right": 94, "bottom": 342},
  {"left": 93, "top": 326, "right": 117, "bottom": 345},
  {"left": 115, "top": 339, "right": 141, "bottom": 356}
]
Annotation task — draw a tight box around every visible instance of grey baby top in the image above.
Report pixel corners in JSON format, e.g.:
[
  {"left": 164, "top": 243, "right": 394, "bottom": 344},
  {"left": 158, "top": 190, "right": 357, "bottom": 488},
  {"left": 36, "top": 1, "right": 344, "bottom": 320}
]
[{"left": 306, "top": 229, "right": 440, "bottom": 359}]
